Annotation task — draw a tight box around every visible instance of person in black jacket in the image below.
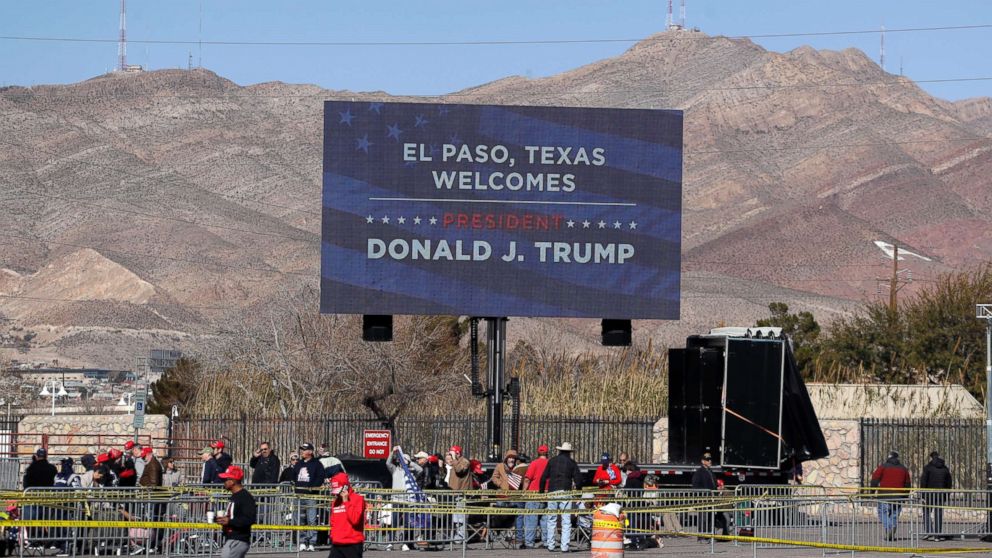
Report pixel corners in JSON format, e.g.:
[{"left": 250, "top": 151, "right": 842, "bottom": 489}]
[
  {"left": 23, "top": 448, "right": 57, "bottom": 489},
  {"left": 293, "top": 443, "right": 325, "bottom": 551},
  {"left": 215, "top": 466, "right": 256, "bottom": 558},
  {"left": 691, "top": 452, "right": 728, "bottom": 541},
  {"left": 249, "top": 442, "right": 281, "bottom": 485},
  {"left": 22, "top": 448, "right": 57, "bottom": 541},
  {"left": 538, "top": 442, "right": 583, "bottom": 553},
  {"left": 200, "top": 447, "right": 219, "bottom": 484},
  {"left": 279, "top": 454, "right": 299, "bottom": 483},
  {"left": 920, "top": 451, "right": 953, "bottom": 540},
  {"left": 211, "top": 441, "right": 234, "bottom": 483}
]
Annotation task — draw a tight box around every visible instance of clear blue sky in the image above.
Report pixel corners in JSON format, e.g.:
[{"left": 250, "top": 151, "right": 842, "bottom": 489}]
[{"left": 1, "top": 0, "right": 989, "bottom": 100}]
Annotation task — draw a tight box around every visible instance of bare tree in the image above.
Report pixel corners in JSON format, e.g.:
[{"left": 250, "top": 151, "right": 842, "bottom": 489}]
[{"left": 194, "top": 286, "right": 468, "bottom": 424}]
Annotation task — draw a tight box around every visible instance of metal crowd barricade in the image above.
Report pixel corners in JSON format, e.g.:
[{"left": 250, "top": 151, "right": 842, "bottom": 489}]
[
  {"left": 362, "top": 487, "right": 459, "bottom": 551},
  {"left": 733, "top": 484, "right": 831, "bottom": 551}
]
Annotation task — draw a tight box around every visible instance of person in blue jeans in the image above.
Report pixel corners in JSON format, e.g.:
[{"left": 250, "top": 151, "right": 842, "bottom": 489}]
[
  {"left": 870, "top": 451, "right": 911, "bottom": 542},
  {"left": 539, "top": 442, "right": 583, "bottom": 553},
  {"left": 293, "top": 443, "right": 326, "bottom": 551},
  {"left": 521, "top": 444, "right": 551, "bottom": 549}
]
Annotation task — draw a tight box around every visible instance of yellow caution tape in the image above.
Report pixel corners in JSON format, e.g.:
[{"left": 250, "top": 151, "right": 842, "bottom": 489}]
[{"left": 673, "top": 531, "right": 992, "bottom": 554}]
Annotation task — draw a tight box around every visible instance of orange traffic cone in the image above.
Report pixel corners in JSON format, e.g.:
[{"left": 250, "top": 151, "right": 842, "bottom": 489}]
[{"left": 591, "top": 506, "right": 624, "bottom": 558}]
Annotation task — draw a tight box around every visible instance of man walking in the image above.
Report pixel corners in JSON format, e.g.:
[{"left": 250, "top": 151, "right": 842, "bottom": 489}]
[
  {"left": 249, "top": 442, "right": 281, "bottom": 485},
  {"left": 521, "top": 444, "right": 550, "bottom": 550},
  {"left": 870, "top": 451, "right": 911, "bottom": 541},
  {"left": 920, "top": 451, "right": 952, "bottom": 541},
  {"left": 293, "top": 443, "right": 325, "bottom": 551},
  {"left": 215, "top": 466, "right": 256, "bottom": 558},
  {"left": 539, "top": 442, "right": 583, "bottom": 553}
]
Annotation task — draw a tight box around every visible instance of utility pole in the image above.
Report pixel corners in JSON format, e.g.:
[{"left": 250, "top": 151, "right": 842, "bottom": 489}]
[
  {"left": 880, "top": 25, "right": 885, "bottom": 71},
  {"left": 889, "top": 245, "right": 898, "bottom": 313},
  {"left": 876, "top": 243, "right": 913, "bottom": 313}
]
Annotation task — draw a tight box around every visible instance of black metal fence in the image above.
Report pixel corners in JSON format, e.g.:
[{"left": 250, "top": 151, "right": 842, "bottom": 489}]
[
  {"left": 172, "top": 414, "right": 656, "bottom": 464},
  {"left": 860, "top": 418, "right": 987, "bottom": 491}
]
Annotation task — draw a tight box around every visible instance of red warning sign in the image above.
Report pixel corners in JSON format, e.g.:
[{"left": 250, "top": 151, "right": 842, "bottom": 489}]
[{"left": 363, "top": 429, "right": 392, "bottom": 459}]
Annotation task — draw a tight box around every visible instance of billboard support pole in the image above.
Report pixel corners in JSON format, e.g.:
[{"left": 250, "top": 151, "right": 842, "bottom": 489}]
[{"left": 485, "top": 317, "right": 508, "bottom": 462}]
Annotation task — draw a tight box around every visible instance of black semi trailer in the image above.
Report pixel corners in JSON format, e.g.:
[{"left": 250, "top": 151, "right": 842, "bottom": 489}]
[{"left": 652, "top": 326, "right": 828, "bottom": 486}]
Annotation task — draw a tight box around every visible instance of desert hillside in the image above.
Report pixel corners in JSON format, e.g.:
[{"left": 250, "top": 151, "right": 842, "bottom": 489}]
[{"left": 1, "top": 30, "right": 990, "bottom": 368}]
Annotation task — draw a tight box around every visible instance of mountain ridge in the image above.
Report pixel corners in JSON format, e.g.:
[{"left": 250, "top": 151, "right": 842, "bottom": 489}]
[{"left": 1, "top": 31, "right": 989, "bottom": 368}]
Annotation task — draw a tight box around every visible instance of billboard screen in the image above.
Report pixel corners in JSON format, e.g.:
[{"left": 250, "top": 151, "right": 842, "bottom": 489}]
[{"left": 321, "top": 101, "right": 682, "bottom": 319}]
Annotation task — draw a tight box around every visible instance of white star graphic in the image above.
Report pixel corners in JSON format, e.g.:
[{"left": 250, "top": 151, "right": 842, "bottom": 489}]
[
  {"left": 429, "top": 216, "right": 438, "bottom": 225},
  {"left": 566, "top": 220, "right": 575, "bottom": 228},
  {"left": 613, "top": 221, "right": 622, "bottom": 229},
  {"left": 413, "top": 216, "right": 422, "bottom": 225},
  {"left": 598, "top": 220, "right": 606, "bottom": 229},
  {"left": 397, "top": 216, "right": 406, "bottom": 224},
  {"left": 629, "top": 221, "right": 637, "bottom": 230},
  {"left": 381, "top": 216, "right": 390, "bottom": 224},
  {"left": 365, "top": 215, "right": 374, "bottom": 224},
  {"left": 582, "top": 220, "right": 590, "bottom": 229}
]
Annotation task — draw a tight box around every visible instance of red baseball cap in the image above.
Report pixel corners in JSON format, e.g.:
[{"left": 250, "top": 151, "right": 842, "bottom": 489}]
[
  {"left": 538, "top": 444, "right": 549, "bottom": 453},
  {"left": 218, "top": 465, "right": 244, "bottom": 481},
  {"left": 108, "top": 449, "right": 123, "bottom": 460},
  {"left": 427, "top": 455, "right": 439, "bottom": 464},
  {"left": 469, "top": 459, "right": 483, "bottom": 474},
  {"left": 449, "top": 445, "right": 462, "bottom": 454},
  {"left": 96, "top": 453, "right": 110, "bottom": 464},
  {"left": 329, "top": 472, "right": 350, "bottom": 495},
  {"left": 210, "top": 440, "right": 225, "bottom": 449},
  {"left": 124, "top": 441, "right": 136, "bottom": 450},
  {"left": 141, "top": 446, "right": 153, "bottom": 457}
]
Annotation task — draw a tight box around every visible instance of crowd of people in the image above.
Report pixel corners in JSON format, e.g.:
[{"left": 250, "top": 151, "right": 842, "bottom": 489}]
[{"left": 10, "top": 438, "right": 961, "bottom": 555}]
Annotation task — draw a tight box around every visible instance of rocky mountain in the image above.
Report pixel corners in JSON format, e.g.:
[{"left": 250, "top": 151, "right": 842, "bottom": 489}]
[{"left": 1, "top": 30, "right": 990, "bottom": 368}]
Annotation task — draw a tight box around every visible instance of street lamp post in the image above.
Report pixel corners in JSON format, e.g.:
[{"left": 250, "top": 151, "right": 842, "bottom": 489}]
[
  {"left": 977, "top": 304, "right": 992, "bottom": 539},
  {"left": 117, "top": 393, "right": 134, "bottom": 415},
  {"left": 38, "top": 381, "right": 68, "bottom": 417}
]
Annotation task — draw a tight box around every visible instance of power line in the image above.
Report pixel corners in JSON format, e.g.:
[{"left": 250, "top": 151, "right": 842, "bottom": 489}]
[{"left": 0, "top": 23, "right": 989, "bottom": 47}]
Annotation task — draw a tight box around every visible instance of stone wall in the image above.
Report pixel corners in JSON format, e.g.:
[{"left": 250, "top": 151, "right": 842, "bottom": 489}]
[
  {"left": 800, "top": 419, "right": 860, "bottom": 487},
  {"left": 17, "top": 414, "right": 169, "bottom": 458},
  {"left": 651, "top": 417, "right": 862, "bottom": 487}
]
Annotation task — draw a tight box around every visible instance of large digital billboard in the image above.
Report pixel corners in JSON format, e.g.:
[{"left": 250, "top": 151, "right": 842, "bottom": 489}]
[{"left": 321, "top": 101, "right": 682, "bottom": 319}]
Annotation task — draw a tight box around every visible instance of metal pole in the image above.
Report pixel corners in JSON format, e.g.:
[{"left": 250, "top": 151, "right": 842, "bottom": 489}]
[
  {"left": 485, "top": 318, "right": 507, "bottom": 462},
  {"left": 986, "top": 316, "right": 992, "bottom": 537},
  {"left": 977, "top": 304, "right": 992, "bottom": 539},
  {"left": 986, "top": 317, "right": 991, "bottom": 465}
]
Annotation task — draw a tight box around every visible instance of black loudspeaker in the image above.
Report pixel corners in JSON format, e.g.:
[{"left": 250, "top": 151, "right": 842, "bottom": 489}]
[
  {"left": 601, "top": 319, "right": 631, "bottom": 346},
  {"left": 362, "top": 315, "right": 393, "bottom": 342}
]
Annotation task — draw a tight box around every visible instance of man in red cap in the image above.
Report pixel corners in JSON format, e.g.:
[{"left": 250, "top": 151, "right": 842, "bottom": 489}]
[
  {"left": 521, "top": 444, "right": 550, "bottom": 549},
  {"left": 212, "top": 441, "right": 233, "bottom": 483},
  {"left": 215, "top": 466, "right": 256, "bottom": 558},
  {"left": 328, "top": 472, "right": 364, "bottom": 558},
  {"left": 138, "top": 446, "right": 162, "bottom": 487}
]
